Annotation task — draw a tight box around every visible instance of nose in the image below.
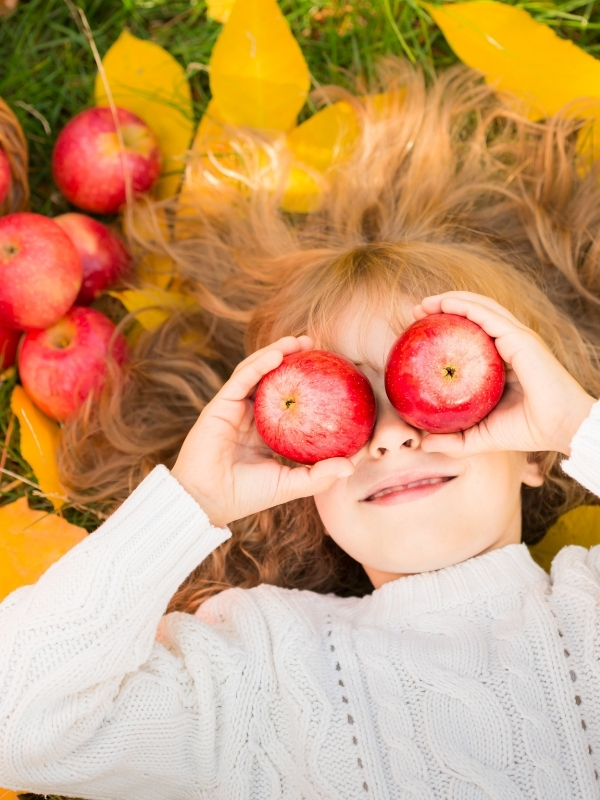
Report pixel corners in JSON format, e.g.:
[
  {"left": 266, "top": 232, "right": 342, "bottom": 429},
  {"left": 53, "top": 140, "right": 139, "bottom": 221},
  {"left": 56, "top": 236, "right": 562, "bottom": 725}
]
[{"left": 366, "top": 391, "right": 425, "bottom": 458}]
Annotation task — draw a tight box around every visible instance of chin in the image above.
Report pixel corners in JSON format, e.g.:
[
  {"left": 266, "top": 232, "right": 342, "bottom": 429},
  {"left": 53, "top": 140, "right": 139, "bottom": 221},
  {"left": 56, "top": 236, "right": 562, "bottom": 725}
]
[{"left": 358, "top": 527, "right": 505, "bottom": 579}]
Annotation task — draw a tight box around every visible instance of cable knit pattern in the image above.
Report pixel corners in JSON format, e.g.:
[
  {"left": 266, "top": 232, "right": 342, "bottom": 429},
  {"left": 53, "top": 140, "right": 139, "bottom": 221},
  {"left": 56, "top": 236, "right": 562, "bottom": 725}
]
[{"left": 3, "top": 402, "right": 600, "bottom": 798}]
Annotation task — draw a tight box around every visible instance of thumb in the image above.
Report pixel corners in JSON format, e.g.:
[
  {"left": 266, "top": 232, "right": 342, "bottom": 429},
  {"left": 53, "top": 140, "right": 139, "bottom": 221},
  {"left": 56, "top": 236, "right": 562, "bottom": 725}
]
[
  {"left": 421, "top": 432, "right": 467, "bottom": 457},
  {"left": 284, "top": 457, "right": 355, "bottom": 500}
]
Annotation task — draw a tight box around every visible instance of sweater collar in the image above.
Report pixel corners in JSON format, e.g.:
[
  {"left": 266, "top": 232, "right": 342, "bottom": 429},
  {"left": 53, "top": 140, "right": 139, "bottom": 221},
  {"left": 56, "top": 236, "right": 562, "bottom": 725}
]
[{"left": 356, "top": 543, "right": 548, "bottom": 623}]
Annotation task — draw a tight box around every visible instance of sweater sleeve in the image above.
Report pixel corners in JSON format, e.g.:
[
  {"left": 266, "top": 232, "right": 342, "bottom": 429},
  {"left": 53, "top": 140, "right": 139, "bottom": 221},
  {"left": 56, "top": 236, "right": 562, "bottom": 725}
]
[
  {"left": 0, "top": 464, "right": 232, "bottom": 800},
  {"left": 561, "top": 398, "right": 600, "bottom": 497}
]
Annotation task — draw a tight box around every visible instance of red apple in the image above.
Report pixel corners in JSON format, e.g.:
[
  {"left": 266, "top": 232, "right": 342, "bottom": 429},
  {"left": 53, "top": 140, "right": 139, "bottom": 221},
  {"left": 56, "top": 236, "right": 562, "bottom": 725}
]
[
  {"left": 54, "top": 213, "right": 132, "bottom": 304},
  {"left": 0, "top": 325, "right": 22, "bottom": 370},
  {"left": 0, "top": 147, "right": 10, "bottom": 206},
  {"left": 0, "top": 213, "right": 82, "bottom": 330},
  {"left": 18, "top": 306, "right": 129, "bottom": 422},
  {"left": 253, "top": 350, "right": 377, "bottom": 464},
  {"left": 52, "top": 107, "right": 161, "bottom": 214},
  {"left": 384, "top": 313, "right": 505, "bottom": 434}
]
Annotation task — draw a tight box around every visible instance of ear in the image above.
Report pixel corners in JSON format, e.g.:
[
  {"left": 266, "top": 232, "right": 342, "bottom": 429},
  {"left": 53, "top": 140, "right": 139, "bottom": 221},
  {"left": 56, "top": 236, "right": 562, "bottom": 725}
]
[{"left": 521, "top": 455, "right": 544, "bottom": 488}]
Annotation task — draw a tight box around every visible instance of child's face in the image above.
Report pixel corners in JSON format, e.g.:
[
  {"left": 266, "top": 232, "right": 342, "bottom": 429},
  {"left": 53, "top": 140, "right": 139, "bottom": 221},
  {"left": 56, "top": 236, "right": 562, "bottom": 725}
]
[{"left": 313, "top": 294, "right": 543, "bottom": 589}]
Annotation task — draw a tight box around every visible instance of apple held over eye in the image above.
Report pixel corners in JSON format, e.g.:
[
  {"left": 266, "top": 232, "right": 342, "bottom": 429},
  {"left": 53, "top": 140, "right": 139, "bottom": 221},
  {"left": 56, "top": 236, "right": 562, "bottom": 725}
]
[
  {"left": 385, "top": 313, "right": 505, "bottom": 434},
  {"left": 54, "top": 213, "right": 132, "bottom": 305},
  {"left": 0, "top": 147, "right": 11, "bottom": 206},
  {"left": 52, "top": 107, "right": 161, "bottom": 214},
  {"left": 18, "top": 306, "right": 129, "bottom": 422},
  {"left": 254, "top": 350, "right": 377, "bottom": 465},
  {"left": 0, "top": 212, "right": 82, "bottom": 330}
]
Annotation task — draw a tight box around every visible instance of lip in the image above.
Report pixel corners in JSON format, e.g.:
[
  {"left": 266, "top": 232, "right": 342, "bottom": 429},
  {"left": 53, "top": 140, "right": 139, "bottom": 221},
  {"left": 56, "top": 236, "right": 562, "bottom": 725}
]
[{"left": 360, "top": 471, "right": 458, "bottom": 502}]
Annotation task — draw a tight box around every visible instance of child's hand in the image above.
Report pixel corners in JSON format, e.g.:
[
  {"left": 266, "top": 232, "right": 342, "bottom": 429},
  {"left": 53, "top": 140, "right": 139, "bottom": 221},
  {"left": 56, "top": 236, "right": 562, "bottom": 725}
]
[
  {"left": 171, "top": 336, "right": 355, "bottom": 528},
  {"left": 412, "top": 292, "right": 596, "bottom": 459}
]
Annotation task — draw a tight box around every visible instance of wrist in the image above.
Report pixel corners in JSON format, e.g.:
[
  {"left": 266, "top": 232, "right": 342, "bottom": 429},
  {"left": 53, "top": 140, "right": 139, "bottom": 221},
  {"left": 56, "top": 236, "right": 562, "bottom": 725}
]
[
  {"left": 557, "top": 393, "right": 596, "bottom": 456},
  {"left": 170, "top": 465, "right": 227, "bottom": 528}
]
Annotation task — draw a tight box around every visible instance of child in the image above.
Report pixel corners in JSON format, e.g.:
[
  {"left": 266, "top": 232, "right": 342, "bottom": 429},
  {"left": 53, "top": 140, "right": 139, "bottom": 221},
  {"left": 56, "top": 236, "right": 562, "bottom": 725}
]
[{"left": 3, "top": 62, "right": 600, "bottom": 799}]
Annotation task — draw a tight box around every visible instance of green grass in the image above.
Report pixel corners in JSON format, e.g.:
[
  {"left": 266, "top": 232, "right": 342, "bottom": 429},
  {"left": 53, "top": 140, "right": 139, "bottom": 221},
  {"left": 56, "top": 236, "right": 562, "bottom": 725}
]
[{"left": 0, "top": 0, "right": 599, "bottom": 795}]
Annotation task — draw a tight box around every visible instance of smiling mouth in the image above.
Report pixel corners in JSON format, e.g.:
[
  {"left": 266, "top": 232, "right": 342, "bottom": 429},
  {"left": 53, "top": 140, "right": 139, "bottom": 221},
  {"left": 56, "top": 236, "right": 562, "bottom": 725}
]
[{"left": 364, "top": 476, "right": 456, "bottom": 501}]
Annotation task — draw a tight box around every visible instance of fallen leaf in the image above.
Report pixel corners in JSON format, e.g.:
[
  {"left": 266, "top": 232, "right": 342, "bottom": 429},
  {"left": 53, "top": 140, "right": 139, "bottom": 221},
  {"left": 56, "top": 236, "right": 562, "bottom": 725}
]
[
  {"left": 282, "top": 100, "right": 360, "bottom": 213},
  {"left": 95, "top": 30, "right": 194, "bottom": 199},
  {"left": 178, "top": 98, "right": 281, "bottom": 221},
  {"left": 423, "top": 2, "right": 600, "bottom": 121},
  {"left": 207, "top": 0, "right": 236, "bottom": 23},
  {"left": 0, "top": 497, "right": 86, "bottom": 603},
  {"left": 528, "top": 505, "right": 600, "bottom": 573},
  {"left": 209, "top": 0, "right": 310, "bottom": 131},
  {"left": 10, "top": 386, "right": 64, "bottom": 511},
  {"left": 108, "top": 289, "right": 197, "bottom": 330}
]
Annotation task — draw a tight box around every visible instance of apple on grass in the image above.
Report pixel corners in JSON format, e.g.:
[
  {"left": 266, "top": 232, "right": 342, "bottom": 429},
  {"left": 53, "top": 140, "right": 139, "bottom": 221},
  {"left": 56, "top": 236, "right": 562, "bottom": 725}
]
[
  {"left": 18, "top": 306, "right": 129, "bottom": 422},
  {"left": 253, "top": 350, "right": 377, "bottom": 465},
  {"left": 0, "top": 212, "right": 82, "bottom": 331},
  {"left": 54, "top": 213, "right": 132, "bottom": 304},
  {"left": 384, "top": 313, "right": 505, "bottom": 434},
  {"left": 0, "top": 147, "right": 10, "bottom": 206},
  {"left": 0, "top": 325, "right": 22, "bottom": 371},
  {"left": 52, "top": 106, "right": 161, "bottom": 215}
]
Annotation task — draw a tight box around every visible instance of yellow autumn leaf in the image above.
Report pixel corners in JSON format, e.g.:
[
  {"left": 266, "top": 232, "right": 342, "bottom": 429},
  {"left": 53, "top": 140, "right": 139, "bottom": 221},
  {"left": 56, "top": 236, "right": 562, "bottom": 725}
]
[
  {"left": 178, "top": 98, "right": 282, "bottom": 223},
  {"left": 0, "top": 497, "right": 87, "bottom": 603},
  {"left": 423, "top": 2, "right": 600, "bottom": 120},
  {"left": 95, "top": 30, "right": 194, "bottom": 199},
  {"left": 207, "top": 0, "right": 236, "bottom": 23},
  {"left": 209, "top": 0, "right": 310, "bottom": 131},
  {"left": 282, "top": 100, "right": 360, "bottom": 213},
  {"left": 122, "top": 200, "right": 175, "bottom": 289},
  {"left": 528, "top": 505, "right": 600, "bottom": 573},
  {"left": 108, "top": 289, "right": 197, "bottom": 330},
  {"left": 10, "top": 386, "right": 64, "bottom": 511}
]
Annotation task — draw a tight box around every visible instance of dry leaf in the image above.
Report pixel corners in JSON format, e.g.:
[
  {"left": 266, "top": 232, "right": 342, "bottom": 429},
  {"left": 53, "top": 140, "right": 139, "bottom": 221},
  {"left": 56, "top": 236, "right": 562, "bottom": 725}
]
[
  {"left": 10, "top": 386, "right": 64, "bottom": 511},
  {"left": 528, "top": 506, "right": 600, "bottom": 573},
  {"left": 207, "top": 0, "right": 236, "bottom": 23},
  {"left": 209, "top": 0, "right": 310, "bottom": 131},
  {"left": 95, "top": 30, "right": 194, "bottom": 199},
  {"left": 282, "top": 100, "right": 360, "bottom": 213},
  {"left": 0, "top": 497, "right": 86, "bottom": 603},
  {"left": 423, "top": 2, "right": 600, "bottom": 120},
  {"left": 108, "top": 289, "right": 196, "bottom": 330}
]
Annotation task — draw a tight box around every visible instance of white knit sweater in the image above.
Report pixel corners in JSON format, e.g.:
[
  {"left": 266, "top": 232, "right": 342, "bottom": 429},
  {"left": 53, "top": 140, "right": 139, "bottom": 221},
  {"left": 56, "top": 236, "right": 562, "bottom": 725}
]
[{"left": 3, "top": 408, "right": 600, "bottom": 800}]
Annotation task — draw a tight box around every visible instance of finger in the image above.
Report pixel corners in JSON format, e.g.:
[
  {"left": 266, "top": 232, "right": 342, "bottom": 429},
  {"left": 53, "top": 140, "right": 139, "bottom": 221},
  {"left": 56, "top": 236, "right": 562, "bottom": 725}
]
[
  {"left": 418, "top": 297, "right": 532, "bottom": 349},
  {"left": 277, "top": 457, "right": 355, "bottom": 502},
  {"left": 231, "top": 335, "right": 313, "bottom": 378},
  {"left": 421, "top": 429, "right": 494, "bottom": 458},
  {"left": 223, "top": 335, "right": 315, "bottom": 404},
  {"left": 414, "top": 293, "right": 522, "bottom": 327}
]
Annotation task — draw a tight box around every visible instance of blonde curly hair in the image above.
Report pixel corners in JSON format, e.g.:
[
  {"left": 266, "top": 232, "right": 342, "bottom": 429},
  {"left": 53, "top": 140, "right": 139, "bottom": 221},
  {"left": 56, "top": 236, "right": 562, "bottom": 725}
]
[{"left": 58, "top": 59, "right": 600, "bottom": 613}]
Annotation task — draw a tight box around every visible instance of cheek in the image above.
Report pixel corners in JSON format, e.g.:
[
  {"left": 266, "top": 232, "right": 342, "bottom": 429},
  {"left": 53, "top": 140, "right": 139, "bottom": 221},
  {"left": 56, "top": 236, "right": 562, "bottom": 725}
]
[{"left": 313, "top": 482, "right": 349, "bottom": 533}]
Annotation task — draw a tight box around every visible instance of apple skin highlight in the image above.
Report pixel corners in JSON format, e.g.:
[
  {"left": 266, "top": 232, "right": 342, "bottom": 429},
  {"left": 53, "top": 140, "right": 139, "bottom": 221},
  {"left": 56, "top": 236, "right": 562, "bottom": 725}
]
[
  {"left": 0, "top": 212, "right": 82, "bottom": 331},
  {"left": 385, "top": 313, "right": 505, "bottom": 434},
  {"left": 19, "top": 306, "right": 129, "bottom": 422},
  {"left": 254, "top": 350, "right": 377, "bottom": 465},
  {"left": 52, "top": 107, "right": 161, "bottom": 214}
]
